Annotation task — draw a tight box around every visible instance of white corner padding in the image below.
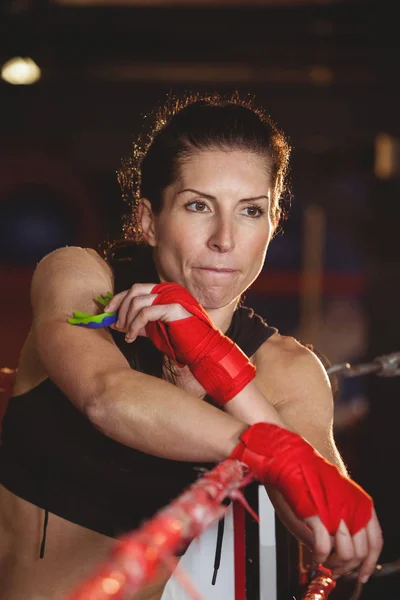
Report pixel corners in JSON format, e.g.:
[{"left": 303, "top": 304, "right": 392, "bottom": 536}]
[{"left": 161, "top": 486, "right": 276, "bottom": 600}]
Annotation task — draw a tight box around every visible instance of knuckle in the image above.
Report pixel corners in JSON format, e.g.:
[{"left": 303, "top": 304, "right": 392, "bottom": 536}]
[
  {"left": 338, "top": 547, "right": 354, "bottom": 562},
  {"left": 141, "top": 306, "right": 152, "bottom": 318},
  {"left": 314, "top": 541, "right": 331, "bottom": 561},
  {"left": 130, "top": 296, "right": 142, "bottom": 311},
  {"left": 129, "top": 283, "right": 141, "bottom": 293},
  {"left": 354, "top": 548, "right": 368, "bottom": 562}
]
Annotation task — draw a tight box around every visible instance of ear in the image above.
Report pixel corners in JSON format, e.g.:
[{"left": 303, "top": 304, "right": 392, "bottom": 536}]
[
  {"left": 272, "top": 211, "right": 280, "bottom": 231},
  {"left": 138, "top": 198, "right": 158, "bottom": 247}
]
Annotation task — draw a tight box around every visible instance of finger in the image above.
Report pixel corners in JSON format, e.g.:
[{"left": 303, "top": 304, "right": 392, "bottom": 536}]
[
  {"left": 304, "top": 516, "right": 333, "bottom": 567},
  {"left": 126, "top": 304, "right": 184, "bottom": 344},
  {"left": 126, "top": 302, "right": 193, "bottom": 339},
  {"left": 334, "top": 519, "right": 355, "bottom": 564},
  {"left": 326, "top": 525, "right": 368, "bottom": 578},
  {"left": 357, "top": 510, "right": 383, "bottom": 583},
  {"left": 107, "top": 284, "right": 157, "bottom": 314},
  {"left": 125, "top": 295, "right": 158, "bottom": 339},
  {"left": 105, "top": 290, "right": 129, "bottom": 315},
  {"left": 115, "top": 286, "right": 156, "bottom": 330}
]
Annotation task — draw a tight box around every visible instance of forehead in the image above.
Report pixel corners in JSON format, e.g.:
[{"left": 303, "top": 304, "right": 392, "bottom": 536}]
[{"left": 175, "top": 149, "right": 272, "bottom": 192}]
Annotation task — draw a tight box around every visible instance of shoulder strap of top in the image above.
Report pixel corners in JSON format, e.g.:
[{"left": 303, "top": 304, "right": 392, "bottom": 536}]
[{"left": 225, "top": 305, "right": 277, "bottom": 358}]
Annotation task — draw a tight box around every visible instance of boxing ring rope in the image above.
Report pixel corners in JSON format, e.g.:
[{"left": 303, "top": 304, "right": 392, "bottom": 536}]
[
  {"left": 326, "top": 351, "right": 400, "bottom": 378},
  {"left": 62, "top": 456, "right": 335, "bottom": 600},
  {"left": 59, "top": 350, "right": 400, "bottom": 599},
  {"left": 3, "top": 353, "right": 400, "bottom": 599},
  {"left": 64, "top": 459, "right": 254, "bottom": 600}
]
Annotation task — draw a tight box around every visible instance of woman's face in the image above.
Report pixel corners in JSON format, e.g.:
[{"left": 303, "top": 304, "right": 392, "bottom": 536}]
[{"left": 142, "top": 149, "right": 274, "bottom": 309}]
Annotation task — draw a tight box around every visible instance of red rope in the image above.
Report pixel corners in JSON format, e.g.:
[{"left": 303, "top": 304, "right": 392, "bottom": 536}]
[
  {"left": 65, "top": 459, "right": 251, "bottom": 600},
  {"left": 301, "top": 564, "right": 336, "bottom": 599},
  {"left": 63, "top": 456, "right": 336, "bottom": 600}
]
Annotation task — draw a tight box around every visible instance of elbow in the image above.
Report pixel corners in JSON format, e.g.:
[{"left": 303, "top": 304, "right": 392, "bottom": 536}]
[
  {"left": 82, "top": 367, "right": 135, "bottom": 435},
  {"left": 84, "top": 394, "right": 108, "bottom": 433},
  {"left": 82, "top": 371, "right": 116, "bottom": 433}
]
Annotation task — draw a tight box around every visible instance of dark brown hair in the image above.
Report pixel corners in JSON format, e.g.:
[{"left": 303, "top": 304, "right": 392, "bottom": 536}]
[
  {"left": 104, "top": 91, "right": 292, "bottom": 381},
  {"left": 115, "top": 90, "right": 291, "bottom": 247}
]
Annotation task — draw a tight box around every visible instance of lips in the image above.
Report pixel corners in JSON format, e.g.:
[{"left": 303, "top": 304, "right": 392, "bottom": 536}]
[{"left": 197, "top": 267, "right": 237, "bottom": 273}]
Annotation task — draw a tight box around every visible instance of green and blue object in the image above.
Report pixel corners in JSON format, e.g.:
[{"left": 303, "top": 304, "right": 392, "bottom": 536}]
[{"left": 68, "top": 291, "right": 118, "bottom": 329}]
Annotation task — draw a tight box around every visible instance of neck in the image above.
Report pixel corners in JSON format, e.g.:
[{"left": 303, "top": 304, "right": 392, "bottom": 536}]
[{"left": 205, "top": 299, "right": 239, "bottom": 334}]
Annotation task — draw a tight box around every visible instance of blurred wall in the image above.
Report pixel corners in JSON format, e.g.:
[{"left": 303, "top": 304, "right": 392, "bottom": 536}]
[{"left": 1, "top": 0, "right": 400, "bottom": 590}]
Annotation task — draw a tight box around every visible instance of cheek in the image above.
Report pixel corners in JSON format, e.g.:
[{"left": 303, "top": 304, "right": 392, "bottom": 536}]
[
  {"left": 158, "top": 225, "right": 199, "bottom": 268},
  {"left": 244, "top": 226, "right": 271, "bottom": 254},
  {"left": 160, "top": 216, "right": 203, "bottom": 252},
  {"left": 243, "top": 232, "right": 270, "bottom": 275}
]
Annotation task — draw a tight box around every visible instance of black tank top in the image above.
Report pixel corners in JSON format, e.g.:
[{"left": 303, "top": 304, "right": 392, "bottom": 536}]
[{"left": 0, "top": 306, "right": 277, "bottom": 539}]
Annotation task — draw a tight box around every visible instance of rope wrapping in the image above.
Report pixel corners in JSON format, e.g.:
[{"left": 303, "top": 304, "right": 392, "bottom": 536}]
[
  {"left": 64, "top": 457, "right": 335, "bottom": 600},
  {"left": 65, "top": 459, "right": 252, "bottom": 600},
  {"left": 302, "top": 565, "right": 336, "bottom": 599}
]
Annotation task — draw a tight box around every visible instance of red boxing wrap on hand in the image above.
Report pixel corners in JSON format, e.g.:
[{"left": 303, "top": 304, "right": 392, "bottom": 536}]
[
  {"left": 145, "top": 282, "right": 256, "bottom": 405},
  {"left": 231, "top": 422, "right": 373, "bottom": 536}
]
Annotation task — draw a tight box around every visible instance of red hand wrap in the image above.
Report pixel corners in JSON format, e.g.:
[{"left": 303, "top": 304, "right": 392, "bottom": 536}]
[
  {"left": 145, "top": 282, "right": 256, "bottom": 405},
  {"left": 231, "top": 422, "right": 373, "bottom": 536}
]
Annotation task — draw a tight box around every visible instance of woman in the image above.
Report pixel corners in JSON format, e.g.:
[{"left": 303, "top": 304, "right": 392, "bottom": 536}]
[{"left": 0, "top": 92, "right": 382, "bottom": 600}]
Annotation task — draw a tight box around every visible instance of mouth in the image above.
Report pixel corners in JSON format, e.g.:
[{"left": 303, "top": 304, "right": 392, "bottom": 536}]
[{"left": 196, "top": 267, "right": 238, "bottom": 273}]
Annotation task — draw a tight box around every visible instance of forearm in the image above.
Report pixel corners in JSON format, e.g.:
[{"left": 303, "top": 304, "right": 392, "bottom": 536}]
[
  {"left": 87, "top": 368, "right": 248, "bottom": 462},
  {"left": 222, "top": 379, "right": 315, "bottom": 545},
  {"left": 223, "top": 378, "right": 291, "bottom": 429},
  {"left": 222, "top": 378, "right": 344, "bottom": 548}
]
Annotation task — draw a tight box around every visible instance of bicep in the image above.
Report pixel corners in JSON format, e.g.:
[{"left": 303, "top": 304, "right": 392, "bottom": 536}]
[
  {"left": 31, "top": 246, "right": 130, "bottom": 412},
  {"left": 31, "top": 246, "right": 113, "bottom": 322}
]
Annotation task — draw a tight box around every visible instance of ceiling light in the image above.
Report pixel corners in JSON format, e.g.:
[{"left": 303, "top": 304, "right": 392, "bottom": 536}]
[{"left": 1, "top": 57, "right": 41, "bottom": 85}]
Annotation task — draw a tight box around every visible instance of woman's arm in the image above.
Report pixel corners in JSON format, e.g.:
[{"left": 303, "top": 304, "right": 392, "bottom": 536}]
[
  {"left": 93, "top": 279, "right": 382, "bottom": 580},
  {"left": 223, "top": 337, "right": 336, "bottom": 547},
  {"left": 30, "top": 246, "right": 285, "bottom": 462},
  {"left": 251, "top": 333, "right": 345, "bottom": 470},
  {"left": 227, "top": 334, "right": 354, "bottom": 556}
]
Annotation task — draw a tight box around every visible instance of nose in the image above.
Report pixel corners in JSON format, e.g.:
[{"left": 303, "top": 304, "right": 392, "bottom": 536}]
[{"left": 207, "top": 217, "right": 235, "bottom": 253}]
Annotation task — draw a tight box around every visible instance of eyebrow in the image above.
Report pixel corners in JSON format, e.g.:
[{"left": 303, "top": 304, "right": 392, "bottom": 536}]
[{"left": 177, "top": 188, "right": 269, "bottom": 202}]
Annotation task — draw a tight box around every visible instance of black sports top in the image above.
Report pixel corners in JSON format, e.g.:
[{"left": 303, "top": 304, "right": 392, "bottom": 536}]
[
  {"left": 0, "top": 307, "right": 277, "bottom": 542},
  {"left": 0, "top": 245, "right": 276, "bottom": 555}
]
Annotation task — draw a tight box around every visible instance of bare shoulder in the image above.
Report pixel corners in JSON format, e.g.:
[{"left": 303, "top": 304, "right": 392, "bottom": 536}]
[
  {"left": 33, "top": 246, "right": 111, "bottom": 279},
  {"left": 254, "top": 331, "right": 328, "bottom": 372},
  {"left": 31, "top": 246, "right": 114, "bottom": 324},
  {"left": 253, "top": 332, "right": 332, "bottom": 411}
]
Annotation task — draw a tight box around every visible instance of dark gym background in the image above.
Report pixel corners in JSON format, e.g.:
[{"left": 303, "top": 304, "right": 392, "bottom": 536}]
[{"left": 1, "top": 1, "right": 399, "bottom": 597}]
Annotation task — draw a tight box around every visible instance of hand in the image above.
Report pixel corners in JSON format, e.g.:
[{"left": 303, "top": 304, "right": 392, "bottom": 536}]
[
  {"left": 109, "top": 281, "right": 256, "bottom": 404},
  {"left": 106, "top": 283, "right": 192, "bottom": 342},
  {"left": 305, "top": 510, "right": 383, "bottom": 583},
  {"left": 231, "top": 422, "right": 383, "bottom": 583}
]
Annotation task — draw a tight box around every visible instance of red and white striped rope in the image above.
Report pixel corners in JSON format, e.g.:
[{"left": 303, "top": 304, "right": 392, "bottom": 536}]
[
  {"left": 301, "top": 565, "right": 336, "bottom": 599},
  {"left": 65, "top": 459, "right": 252, "bottom": 600},
  {"left": 63, "top": 458, "right": 334, "bottom": 600}
]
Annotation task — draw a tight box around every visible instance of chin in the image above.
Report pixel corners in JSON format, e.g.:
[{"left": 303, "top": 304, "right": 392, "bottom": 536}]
[{"left": 192, "top": 288, "right": 240, "bottom": 310}]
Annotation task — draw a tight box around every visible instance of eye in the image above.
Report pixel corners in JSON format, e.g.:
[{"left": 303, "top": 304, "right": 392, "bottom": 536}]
[
  {"left": 185, "top": 201, "right": 209, "bottom": 213},
  {"left": 242, "top": 205, "right": 265, "bottom": 218}
]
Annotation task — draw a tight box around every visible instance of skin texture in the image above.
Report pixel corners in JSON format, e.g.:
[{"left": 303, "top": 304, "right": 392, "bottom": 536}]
[
  {"left": 140, "top": 150, "right": 274, "bottom": 332},
  {"left": 0, "top": 149, "right": 382, "bottom": 600},
  {"left": 110, "top": 149, "right": 382, "bottom": 581}
]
